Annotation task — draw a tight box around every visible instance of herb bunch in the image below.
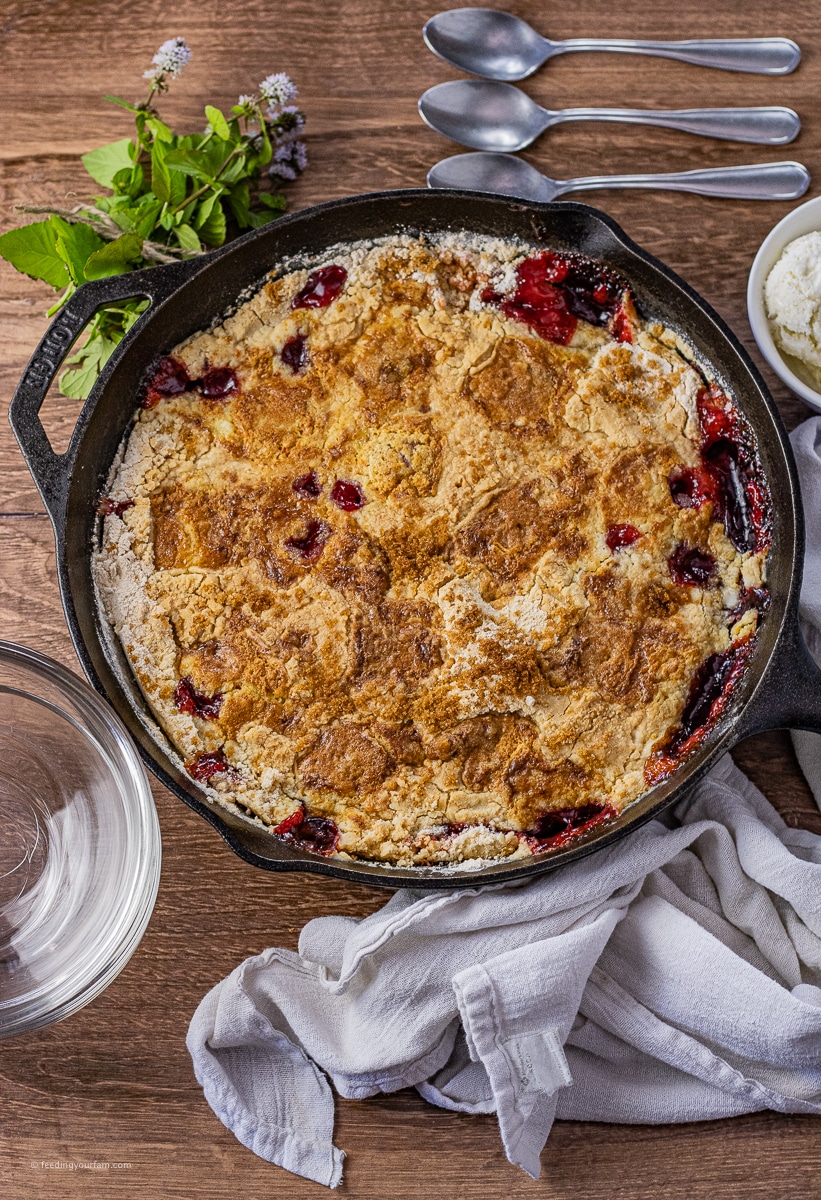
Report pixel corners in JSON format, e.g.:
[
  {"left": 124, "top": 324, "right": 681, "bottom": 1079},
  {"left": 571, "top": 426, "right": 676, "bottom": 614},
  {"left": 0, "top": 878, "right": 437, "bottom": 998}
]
[{"left": 0, "top": 39, "right": 307, "bottom": 398}]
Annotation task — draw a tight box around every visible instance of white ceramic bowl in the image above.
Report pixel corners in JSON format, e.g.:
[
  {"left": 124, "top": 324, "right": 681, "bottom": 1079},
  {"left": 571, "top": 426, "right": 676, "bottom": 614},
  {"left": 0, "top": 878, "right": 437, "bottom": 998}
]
[{"left": 747, "top": 194, "right": 821, "bottom": 414}]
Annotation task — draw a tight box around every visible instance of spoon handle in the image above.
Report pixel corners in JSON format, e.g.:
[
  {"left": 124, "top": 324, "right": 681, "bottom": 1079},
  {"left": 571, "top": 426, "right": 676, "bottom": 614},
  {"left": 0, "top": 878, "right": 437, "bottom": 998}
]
[
  {"left": 552, "top": 36, "right": 800, "bottom": 75},
  {"left": 557, "top": 161, "right": 810, "bottom": 201},
  {"left": 548, "top": 106, "right": 800, "bottom": 146}
]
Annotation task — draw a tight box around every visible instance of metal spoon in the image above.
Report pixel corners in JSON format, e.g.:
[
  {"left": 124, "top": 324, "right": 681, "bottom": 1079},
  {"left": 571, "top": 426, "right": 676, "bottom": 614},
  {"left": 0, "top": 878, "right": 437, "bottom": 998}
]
[
  {"left": 419, "top": 81, "right": 801, "bottom": 152},
  {"left": 423, "top": 8, "right": 801, "bottom": 81},
  {"left": 427, "top": 152, "right": 810, "bottom": 201}
]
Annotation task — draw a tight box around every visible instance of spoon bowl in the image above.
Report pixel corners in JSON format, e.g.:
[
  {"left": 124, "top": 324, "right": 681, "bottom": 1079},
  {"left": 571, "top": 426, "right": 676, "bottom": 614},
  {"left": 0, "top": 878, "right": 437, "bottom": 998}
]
[
  {"left": 424, "top": 8, "right": 548, "bottom": 81},
  {"left": 419, "top": 81, "right": 801, "bottom": 152},
  {"left": 420, "top": 80, "right": 546, "bottom": 151},
  {"left": 429, "top": 151, "right": 555, "bottom": 199},
  {"left": 423, "top": 8, "right": 801, "bottom": 80}
]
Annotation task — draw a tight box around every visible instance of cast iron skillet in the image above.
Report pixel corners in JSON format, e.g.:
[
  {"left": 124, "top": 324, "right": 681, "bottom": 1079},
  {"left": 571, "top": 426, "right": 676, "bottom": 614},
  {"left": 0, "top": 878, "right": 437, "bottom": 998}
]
[{"left": 9, "top": 189, "right": 821, "bottom": 889}]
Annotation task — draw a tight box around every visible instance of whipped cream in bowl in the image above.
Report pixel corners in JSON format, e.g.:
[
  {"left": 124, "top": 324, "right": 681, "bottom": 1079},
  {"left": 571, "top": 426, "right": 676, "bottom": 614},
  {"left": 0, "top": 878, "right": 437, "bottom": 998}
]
[{"left": 748, "top": 195, "right": 821, "bottom": 412}]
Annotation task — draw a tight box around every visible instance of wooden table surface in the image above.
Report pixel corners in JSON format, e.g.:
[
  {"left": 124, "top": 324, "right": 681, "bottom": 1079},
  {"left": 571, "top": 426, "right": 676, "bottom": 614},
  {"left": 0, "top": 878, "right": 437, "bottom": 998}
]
[{"left": 2, "top": 0, "right": 821, "bottom": 1195}]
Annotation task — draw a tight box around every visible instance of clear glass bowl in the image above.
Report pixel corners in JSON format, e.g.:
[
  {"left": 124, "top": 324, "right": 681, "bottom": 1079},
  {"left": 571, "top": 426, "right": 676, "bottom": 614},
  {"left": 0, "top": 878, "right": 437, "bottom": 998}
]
[{"left": 0, "top": 642, "right": 160, "bottom": 1036}]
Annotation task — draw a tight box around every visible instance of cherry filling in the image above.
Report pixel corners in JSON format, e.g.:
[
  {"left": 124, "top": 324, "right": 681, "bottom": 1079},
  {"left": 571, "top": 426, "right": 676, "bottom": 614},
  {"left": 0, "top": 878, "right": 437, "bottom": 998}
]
[
  {"left": 142, "top": 356, "right": 193, "bottom": 407},
  {"left": 292, "top": 264, "right": 348, "bottom": 310},
  {"left": 611, "top": 305, "right": 634, "bottom": 345},
  {"left": 668, "top": 544, "right": 717, "bottom": 587},
  {"left": 694, "top": 384, "right": 771, "bottom": 553},
  {"left": 200, "top": 366, "right": 238, "bottom": 400},
  {"left": 97, "top": 496, "right": 134, "bottom": 517},
  {"left": 483, "top": 250, "right": 629, "bottom": 346},
  {"left": 292, "top": 470, "right": 322, "bottom": 499},
  {"left": 142, "top": 355, "right": 239, "bottom": 407},
  {"left": 173, "top": 676, "right": 223, "bottom": 720},
  {"left": 422, "top": 823, "right": 469, "bottom": 842},
  {"left": 728, "top": 585, "right": 770, "bottom": 626},
  {"left": 330, "top": 479, "right": 367, "bottom": 510},
  {"left": 186, "top": 746, "right": 235, "bottom": 781},
  {"left": 606, "top": 523, "right": 641, "bottom": 552},
  {"left": 273, "top": 809, "right": 340, "bottom": 855},
  {"left": 645, "top": 637, "right": 754, "bottom": 785},
  {"left": 281, "top": 334, "right": 309, "bottom": 372},
  {"left": 704, "top": 439, "right": 755, "bottom": 553},
  {"left": 525, "top": 803, "right": 616, "bottom": 852},
  {"left": 284, "top": 519, "right": 330, "bottom": 562},
  {"left": 669, "top": 465, "right": 716, "bottom": 510}
]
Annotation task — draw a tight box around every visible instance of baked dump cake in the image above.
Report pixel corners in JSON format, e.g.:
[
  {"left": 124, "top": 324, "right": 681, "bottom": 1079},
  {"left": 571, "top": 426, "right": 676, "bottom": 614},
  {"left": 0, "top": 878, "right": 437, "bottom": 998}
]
[{"left": 94, "top": 234, "right": 771, "bottom": 867}]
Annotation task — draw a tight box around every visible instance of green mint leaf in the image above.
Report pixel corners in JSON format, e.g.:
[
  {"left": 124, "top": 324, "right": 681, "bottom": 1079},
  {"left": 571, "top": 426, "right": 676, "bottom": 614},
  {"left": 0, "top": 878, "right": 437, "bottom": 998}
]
[
  {"left": 107, "top": 206, "right": 139, "bottom": 234},
  {"left": 258, "top": 121, "right": 273, "bottom": 167},
  {"left": 152, "top": 140, "right": 187, "bottom": 207},
  {"left": 198, "top": 199, "right": 226, "bottom": 247},
  {"left": 245, "top": 208, "right": 282, "bottom": 229},
  {"left": 194, "top": 193, "right": 216, "bottom": 224},
  {"left": 52, "top": 218, "right": 106, "bottom": 285},
  {"left": 227, "top": 180, "right": 250, "bottom": 227},
  {"left": 205, "top": 105, "right": 231, "bottom": 141},
  {"left": 164, "top": 148, "right": 213, "bottom": 181},
  {"left": 175, "top": 223, "right": 201, "bottom": 253},
  {"left": 179, "top": 196, "right": 200, "bottom": 225},
  {"left": 59, "top": 299, "right": 149, "bottom": 399},
  {"left": 104, "top": 94, "right": 138, "bottom": 113},
  {"left": 59, "top": 325, "right": 117, "bottom": 398},
  {"left": 0, "top": 220, "right": 70, "bottom": 288},
  {"left": 111, "top": 163, "right": 145, "bottom": 199},
  {"left": 119, "top": 298, "right": 150, "bottom": 333},
  {"left": 258, "top": 192, "right": 287, "bottom": 211},
  {"left": 151, "top": 142, "right": 173, "bottom": 204},
  {"left": 146, "top": 116, "right": 174, "bottom": 144},
  {"left": 83, "top": 233, "right": 143, "bottom": 280},
  {"left": 59, "top": 358, "right": 100, "bottom": 400},
  {"left": 82, "top": 138, "right": 135, "bottom": 189},
  {"left": 201, "top": 139, "right": 234, "bottom": 178},
  {"left": 218, "top": 154, "right": 247, "bottom": 185},
  {"left": 134, "top": 197, "right": 163, "bottom": 240}
]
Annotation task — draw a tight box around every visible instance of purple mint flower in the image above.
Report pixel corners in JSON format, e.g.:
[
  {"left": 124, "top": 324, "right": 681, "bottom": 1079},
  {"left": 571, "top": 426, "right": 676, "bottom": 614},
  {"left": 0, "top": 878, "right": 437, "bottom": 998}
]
[
  {"left": 148, "top": 37, "right": 192, "bottom": 78},
  {"left": 259, "top": 72, "right": 297, "bottom": 108},
  {"left": 269, "top": 139, "right": 307, "bottom": 181}
]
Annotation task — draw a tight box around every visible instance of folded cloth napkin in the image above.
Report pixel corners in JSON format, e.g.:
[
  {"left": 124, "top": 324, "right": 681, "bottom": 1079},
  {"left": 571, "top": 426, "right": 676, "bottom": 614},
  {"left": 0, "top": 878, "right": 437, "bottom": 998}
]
[{"left": 187, "top": 417, "right": 821, "bottom": 1189}]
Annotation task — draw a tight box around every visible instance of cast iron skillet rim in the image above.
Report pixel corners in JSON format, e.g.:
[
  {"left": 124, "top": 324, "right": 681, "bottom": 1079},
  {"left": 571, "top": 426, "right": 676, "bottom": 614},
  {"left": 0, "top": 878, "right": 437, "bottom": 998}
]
[{"left": 21, "top": 188, "right": 810, "bottom": 888}]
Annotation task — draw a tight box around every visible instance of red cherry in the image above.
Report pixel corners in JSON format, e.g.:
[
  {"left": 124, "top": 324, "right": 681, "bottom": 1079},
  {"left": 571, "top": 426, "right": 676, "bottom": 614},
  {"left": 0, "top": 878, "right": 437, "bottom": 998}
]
[
  {"left": 330, "top": 480, "right": 366, "bottom": 511},
  {"left": 606, "top": 523, "right": 641, "bottom": 552},
  {"left": 292, "top": 471, "right": 322, "bottom": 499},
  {"left": 200, "top": 366, "right": 238, "bottom": 400},
  {"left": 174, "top": 676, "right": 223, "bottom": 720},
  {"left": 292, "top": 264, "right": 347, "bottom": 310},
  {"left": 281, "top": 334, "right": 309, "bottom": 372},
  {"left": 668, "top": 545, "right": 717, "bottom": 587},
  {"left": 186, "top": 746, "right": 234, "bottom": 781}
]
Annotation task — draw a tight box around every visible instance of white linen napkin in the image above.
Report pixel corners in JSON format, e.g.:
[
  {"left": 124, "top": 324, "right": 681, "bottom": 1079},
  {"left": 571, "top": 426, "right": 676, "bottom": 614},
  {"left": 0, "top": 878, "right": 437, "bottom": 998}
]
[{"left": 187, "top": 417, "right": 821, "bottom": 1189}]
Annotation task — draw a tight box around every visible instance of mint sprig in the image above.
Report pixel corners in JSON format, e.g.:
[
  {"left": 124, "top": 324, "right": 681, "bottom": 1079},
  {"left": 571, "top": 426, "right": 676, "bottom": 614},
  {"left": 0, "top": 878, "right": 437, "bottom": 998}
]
[{"left": 0, "top": 40, "right": 307, "bottom": 399}]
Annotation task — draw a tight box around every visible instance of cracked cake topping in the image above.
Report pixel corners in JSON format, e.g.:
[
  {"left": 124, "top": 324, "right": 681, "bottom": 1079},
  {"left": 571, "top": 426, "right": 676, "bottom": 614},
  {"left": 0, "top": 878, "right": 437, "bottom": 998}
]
[{"left": 94, "top": 233, "right": 770, "bottom": 868}]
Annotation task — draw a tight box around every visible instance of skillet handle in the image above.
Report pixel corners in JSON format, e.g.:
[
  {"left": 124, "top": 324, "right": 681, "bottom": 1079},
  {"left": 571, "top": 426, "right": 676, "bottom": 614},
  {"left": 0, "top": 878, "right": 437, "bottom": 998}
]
[
  {"left": 736, "top": 616, "right": 821, "bottom": 738},
  {"left": 8, "top": 258, "right": 203, "bottom": 520}
]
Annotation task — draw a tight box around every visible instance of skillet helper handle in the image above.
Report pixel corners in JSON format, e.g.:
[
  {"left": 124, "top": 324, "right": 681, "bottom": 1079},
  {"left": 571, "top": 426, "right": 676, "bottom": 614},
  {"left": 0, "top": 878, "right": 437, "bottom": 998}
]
[
  {"left": 8, "top": 261, "right": 194, "bottom": 519},
  {"left": 738, "top": 617, "right": 821, "bottom": 738}
]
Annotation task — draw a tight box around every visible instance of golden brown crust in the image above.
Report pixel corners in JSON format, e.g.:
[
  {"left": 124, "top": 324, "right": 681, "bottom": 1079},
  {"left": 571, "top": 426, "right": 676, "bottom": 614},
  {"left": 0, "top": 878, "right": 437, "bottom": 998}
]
[{"left": 94, "top": 233, "right": 767, "bottom": 867}]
